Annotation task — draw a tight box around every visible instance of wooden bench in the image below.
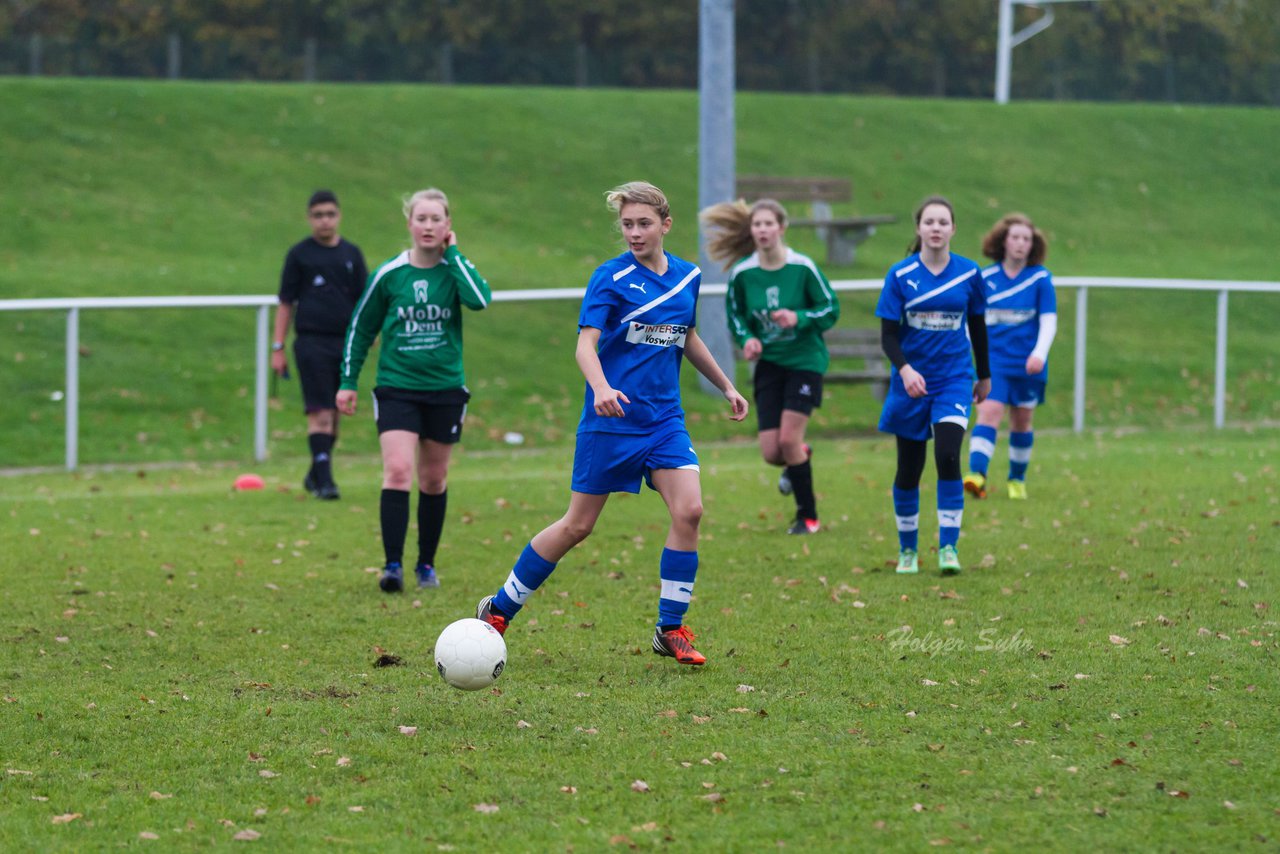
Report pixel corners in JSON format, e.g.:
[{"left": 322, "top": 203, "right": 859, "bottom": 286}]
[
  {"left": 824, "top": 327, "right": 890, "bottom": 399},
  {"left": 736, "top": 327, "right": 891, "bottom": 400},
  {"left": 736, "top": 175, "right": 897, "bottom": 266}
]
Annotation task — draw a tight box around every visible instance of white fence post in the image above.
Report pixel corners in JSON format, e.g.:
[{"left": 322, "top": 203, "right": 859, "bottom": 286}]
[
  {"left": 255, "top": 305, "right": 270, "bottom": 463},
  {"left": 1073, "top": 286, "right": 1088, "bottom": 434},
  {"left": 1215, "top": 289, "right": 1228, "bottom": 429},
  {"left": 65, "top": 308, "right": 80, "bottom": 471}
]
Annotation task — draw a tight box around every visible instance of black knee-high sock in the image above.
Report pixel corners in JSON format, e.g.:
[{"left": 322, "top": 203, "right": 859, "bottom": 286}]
[
  {"left": 380, "top": 489, "right": 410, "bottom": 566},
  {"left": 786, "top": 460, "right": 816, "bottom": 520},
  {"left": 417, "top": 490, "right": 447, "bottom": 569},
  {"left": 308, "top": 433, "right": 335, "bottom": 483}
]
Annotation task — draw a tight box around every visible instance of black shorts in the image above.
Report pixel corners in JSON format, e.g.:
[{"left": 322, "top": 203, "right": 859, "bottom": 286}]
[
  {"left": 753, "top": 359, "right": 823, "bottom": 431},
  {"left": 372, "top": 386, "right": 471, "bottom": 444},
  {"left": 293, "top": 334, "right": 344, "bottom": 414}
]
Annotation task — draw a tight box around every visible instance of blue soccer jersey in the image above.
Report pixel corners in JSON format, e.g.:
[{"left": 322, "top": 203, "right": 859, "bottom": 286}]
[
  {"left": 577, "top": 251, "right": 700, "bottom": 434},
  {"left": 876, "top": 253, "right": 986, "bottom": 385},
  {"left": 981, "top": 264, "right": 1057, "bottom": 379}
]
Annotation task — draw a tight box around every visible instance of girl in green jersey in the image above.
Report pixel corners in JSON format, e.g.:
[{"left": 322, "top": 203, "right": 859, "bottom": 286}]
[
  {"left": 337, "top": 189, "right": 492, "bottom": 593},
  {"left": 701, "top": 198, "right": 840, "bottom": 534}
]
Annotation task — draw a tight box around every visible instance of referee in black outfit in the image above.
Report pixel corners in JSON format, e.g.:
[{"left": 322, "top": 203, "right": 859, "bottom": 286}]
[{"left": 271, "top": 190, "right": 369, "bottom": 499}]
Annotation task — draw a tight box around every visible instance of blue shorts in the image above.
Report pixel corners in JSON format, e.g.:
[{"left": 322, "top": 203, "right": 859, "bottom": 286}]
[
  {"left": 878, "top": 375, "right": 973, "bottom": 442},
  {"left": 571, "top": 421, "right": 700, "bottom": 494},
  {"left": 988, "top": 374, "right": 1046, "bottom": 409}
]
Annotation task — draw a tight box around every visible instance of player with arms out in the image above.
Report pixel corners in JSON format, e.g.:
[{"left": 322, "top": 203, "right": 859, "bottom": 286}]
[
  {"left": 476, "top": 181, "right": 748, "bottom": 666},
  {"left": 700, "top": 198, "right": 840, "bottom": 535},
  {"left": 964, "top": 213, "right": 1057, "bottom": 501},
  {"left": 271, "top": 189, "right": 368, "bottom": 500},
  {"left": 877, "top": 196, "right": 990, "bottom": 576},
  {"left": 337, "top": 188, "right": 491, "bottom": 593}
]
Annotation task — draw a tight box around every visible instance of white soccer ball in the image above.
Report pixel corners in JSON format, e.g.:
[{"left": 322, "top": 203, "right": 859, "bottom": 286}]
[{"left": 434, "top": 618, "right": 507, "bottom": 691}]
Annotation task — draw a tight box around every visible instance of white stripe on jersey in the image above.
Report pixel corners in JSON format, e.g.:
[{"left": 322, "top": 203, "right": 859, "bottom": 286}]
[
  {"left": 452, "top": 254, "right": 489, "bottom": 307},
  {"left": 895, "top": 261, "right": 921, "bottom": 278},
  {"left": 987, "top": 269, "right": 1049, "bottom": 304},
  {"left": 905, "top": 269, "right": 977, "bottom": 310},
  {"left": 620, "top": 266, "right": 700, "bottom": 325},
  {"left": 787, "top": 248, "right": 839, "bottom": 321},
  {"left": 612, "top": 264, "right": 638, "bottom": 282},
  {"left": 344, "top": 251, "right": 410, "bottom": 372}
]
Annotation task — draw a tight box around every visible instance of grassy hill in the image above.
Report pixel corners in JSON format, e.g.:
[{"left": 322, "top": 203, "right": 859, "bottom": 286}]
[{"left": 2, "top": 79, "right": 1277, "bottom": 468}]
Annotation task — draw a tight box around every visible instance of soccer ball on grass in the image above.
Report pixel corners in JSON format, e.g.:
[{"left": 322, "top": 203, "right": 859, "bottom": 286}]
[{"left": 434, "top": 618, "right": 507, "bottom": 690}]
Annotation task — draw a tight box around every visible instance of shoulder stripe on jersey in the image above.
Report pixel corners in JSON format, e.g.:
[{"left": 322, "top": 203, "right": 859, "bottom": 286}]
[
  {"left": 904, "top": 268, "right": 977, "bottom": 310},
  {"left": 451, "top": 254, "right": 489, "bottom": 307},
  {"left": 895, "top": 260, "right": 921, "bottom": 278},
  {"left": 988, "top": 269, "right": 1049, "bottom": 304},
  {"left": 612, "top": 264, "right": 637, "bottom": 282},
  {"left": 344, "top": 251, "right": 410, "bottom": 370},
  {"left": 729, "top": 253, "right": 761, "bottom": 277},
  {"left": 981, "top": 265, "right": 999, "bottom": 278},
  {"left": 620, "top": 266, "right": 700, "bottom": 324},
  {"left": 786, "top": 248, "right": 838, "bottom": 319}
]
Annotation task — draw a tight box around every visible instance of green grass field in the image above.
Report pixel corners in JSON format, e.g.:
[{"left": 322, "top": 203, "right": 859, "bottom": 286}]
[
  {"left": 2, "top": 78, "right": 1277, "bottom": 470},
  {"left": 2, "top": 430, "right": 1277, "bottom": 849}
]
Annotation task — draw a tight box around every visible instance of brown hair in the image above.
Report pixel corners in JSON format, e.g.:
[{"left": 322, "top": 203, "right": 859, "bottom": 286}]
[
  {"left": 981, "top": 212, "right": 1048, "bottom": 266},
  {"left": 698, "top": 198, "right": 789, "bottom": 270},
  {"left": 907, "top": 195, "right": 956, "bottom": 254},
  {"left": 604, "top": 181, "right": 670, "bottom": 221}
]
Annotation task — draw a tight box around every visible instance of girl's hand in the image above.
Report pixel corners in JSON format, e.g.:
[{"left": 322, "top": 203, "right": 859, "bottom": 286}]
[
  {"left": 1025, "top": 355, "right": 1044, "bottom": 374},
  {"left": 900, "top": 364, "right": 927, "bottom": 398},
  {"left": 336, "top": 389, "right": 358, "bottom": 416},
  {"left": 592, "top": 386, "right": 631, "bottom": 417},
  {"left": 724, "top": 387, "right": 749, "bottom": 422},
  {"left": 973, "top": 377, "right": 991, "bottom": 404},
  {"left": 769, "top": 309, "right": 798, "bottom": 329},
  {"left": 742, "top": 338, "right": 762, "bottom": 360}
]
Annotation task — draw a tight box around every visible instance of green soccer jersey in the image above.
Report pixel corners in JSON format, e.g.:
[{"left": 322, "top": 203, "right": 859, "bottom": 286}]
[
  {"left": 340, "top": 246, "right": 492, "bottom": 392},
  {"left": 725, "top": 248, "right": 840, "bottom": 373}
]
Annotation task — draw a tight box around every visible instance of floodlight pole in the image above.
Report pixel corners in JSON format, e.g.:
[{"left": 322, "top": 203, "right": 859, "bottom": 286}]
[
  {"left": 996, "top": 0, "right": 1097, "bottom": 104},
  {"left": 696, "top": 0, "right": 736, "bottom": 392}
]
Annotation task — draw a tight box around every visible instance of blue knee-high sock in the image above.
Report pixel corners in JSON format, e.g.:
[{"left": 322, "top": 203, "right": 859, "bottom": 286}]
[
  {"left": 969, "top": 425, "right": 997, "bottom": 476},
  {"left": 937, "top": 479, "right": 964, "bottom": 549},
  {"left": 657, "top": 548, "right": 698, "bottom": 629},
  {"left": 492, "top": 542, "right": 557, "bottom": 618},
  {"left": 1009, "top": 431, "right": 1033, "bottom": 482},
  {"left": 892, "top": 486, "right": 920, "bottom": 552}
]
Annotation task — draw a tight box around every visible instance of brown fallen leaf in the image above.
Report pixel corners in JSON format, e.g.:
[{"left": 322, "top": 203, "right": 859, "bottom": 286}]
[
  {"left": 473, "top": 803, "right": 500, "bottom": 813},
  {"left": 232, "top": 828, "right": 261, "bottom": 841},
  {"left": 398, "top": 726, "right": 417, "bottom": 736},
  {"left": 51, "top": 813, "right": 82, "bottom": 824},
  {"left": 630, "top": 780, "right": 650, "bottom": 793},
  {"left": 1108, "top": 635, "right": 1131, "bottom": 646},
  {"left": 149, "top": 791, "right": 172, "bottom": 800}
]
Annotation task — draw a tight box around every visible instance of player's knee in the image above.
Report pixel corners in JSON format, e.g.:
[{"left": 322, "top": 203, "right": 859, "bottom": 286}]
[
  {"left": 673, "top": 499, "right": 703, "bottom": 530},
  {"left": 560, "top": 516, "right": 596, "bottom": 544},
  {"left": 382, "top": 462, "right": 414, "bottom": 489}
]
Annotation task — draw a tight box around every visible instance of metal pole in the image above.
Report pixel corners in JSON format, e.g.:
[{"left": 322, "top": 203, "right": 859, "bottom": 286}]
[
  {"left": 167, "top": 33, "right": 180, "bottom": 80},
  {"left": 1072, "top": 286, "right": 1087, "bottom": 433},
  {"left": 255, "top": 305, "right": 269, "bottom": 462},
  {"left": 65, "top": 308, "right": 79, "bottom": 471},
  {"left": 995, "top": 0, "right": 1013, "bottom": 104},
  {"left": 697, "top": 0, "right": 737, "bottom": 393},
  {"left": 1214, "top": 289, "right": 1227, "bottom": 429}
]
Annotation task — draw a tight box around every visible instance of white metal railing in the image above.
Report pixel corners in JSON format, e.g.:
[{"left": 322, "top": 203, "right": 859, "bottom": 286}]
[{"left": 2, "top": 276, "right": 1277, "bottom": 471}]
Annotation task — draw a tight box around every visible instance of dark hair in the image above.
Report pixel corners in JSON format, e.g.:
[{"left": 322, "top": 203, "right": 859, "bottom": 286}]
[
  {"left": 308, "top": 189, "right": 339, "bottom": 209},
  {"left": 981, "top": 212, "right": 1048, "bottom": 266},
  {"left": 907, "top": 195, "right": 955, "bottom": 255}
]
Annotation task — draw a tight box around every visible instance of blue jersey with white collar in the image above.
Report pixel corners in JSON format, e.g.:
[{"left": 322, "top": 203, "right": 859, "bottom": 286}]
[
  {"left": 981, "top": 264, "right": 1056, "bottom": 379},
  {"left": 577, "top": 251, "right": 701, "bottom": 434},
  {"left": 876, "top": 253, "right": 986, "bottom": 385}
]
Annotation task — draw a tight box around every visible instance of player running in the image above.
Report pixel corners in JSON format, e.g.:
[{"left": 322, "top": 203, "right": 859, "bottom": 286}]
[
  {"left": 876, "top": 196, "right": 990, "bottom": 575},
  {"left": 964, "top": 213, "right": 1057, "bottom": 501},
  {"left": 337, "top": 188, "right": 492, "bottom": 593},
  {"left": 476, "top": 181, "right": 748, "bottom": 666},
  {"left": 700, "top": 197, "right": 840, "bottom": 535}
]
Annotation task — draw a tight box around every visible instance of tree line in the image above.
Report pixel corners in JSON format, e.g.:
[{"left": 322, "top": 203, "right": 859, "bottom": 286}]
[{"left": 3, "top": 0, "right": 1277, "bottom": 104}]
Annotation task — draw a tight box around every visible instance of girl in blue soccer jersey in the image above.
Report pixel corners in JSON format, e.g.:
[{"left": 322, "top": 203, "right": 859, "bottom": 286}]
[
  {"left": 476, "top": 181, "right": 749, "bottom": 666},
  {"left": 337, "top": 189, "right": 492, "bottom": 594},
  {"left": 964, "top": 213, "right": 1057, "bottom": 501},
  {"left": 876, "top": 196, "right": 991, "bottom": 576}
]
